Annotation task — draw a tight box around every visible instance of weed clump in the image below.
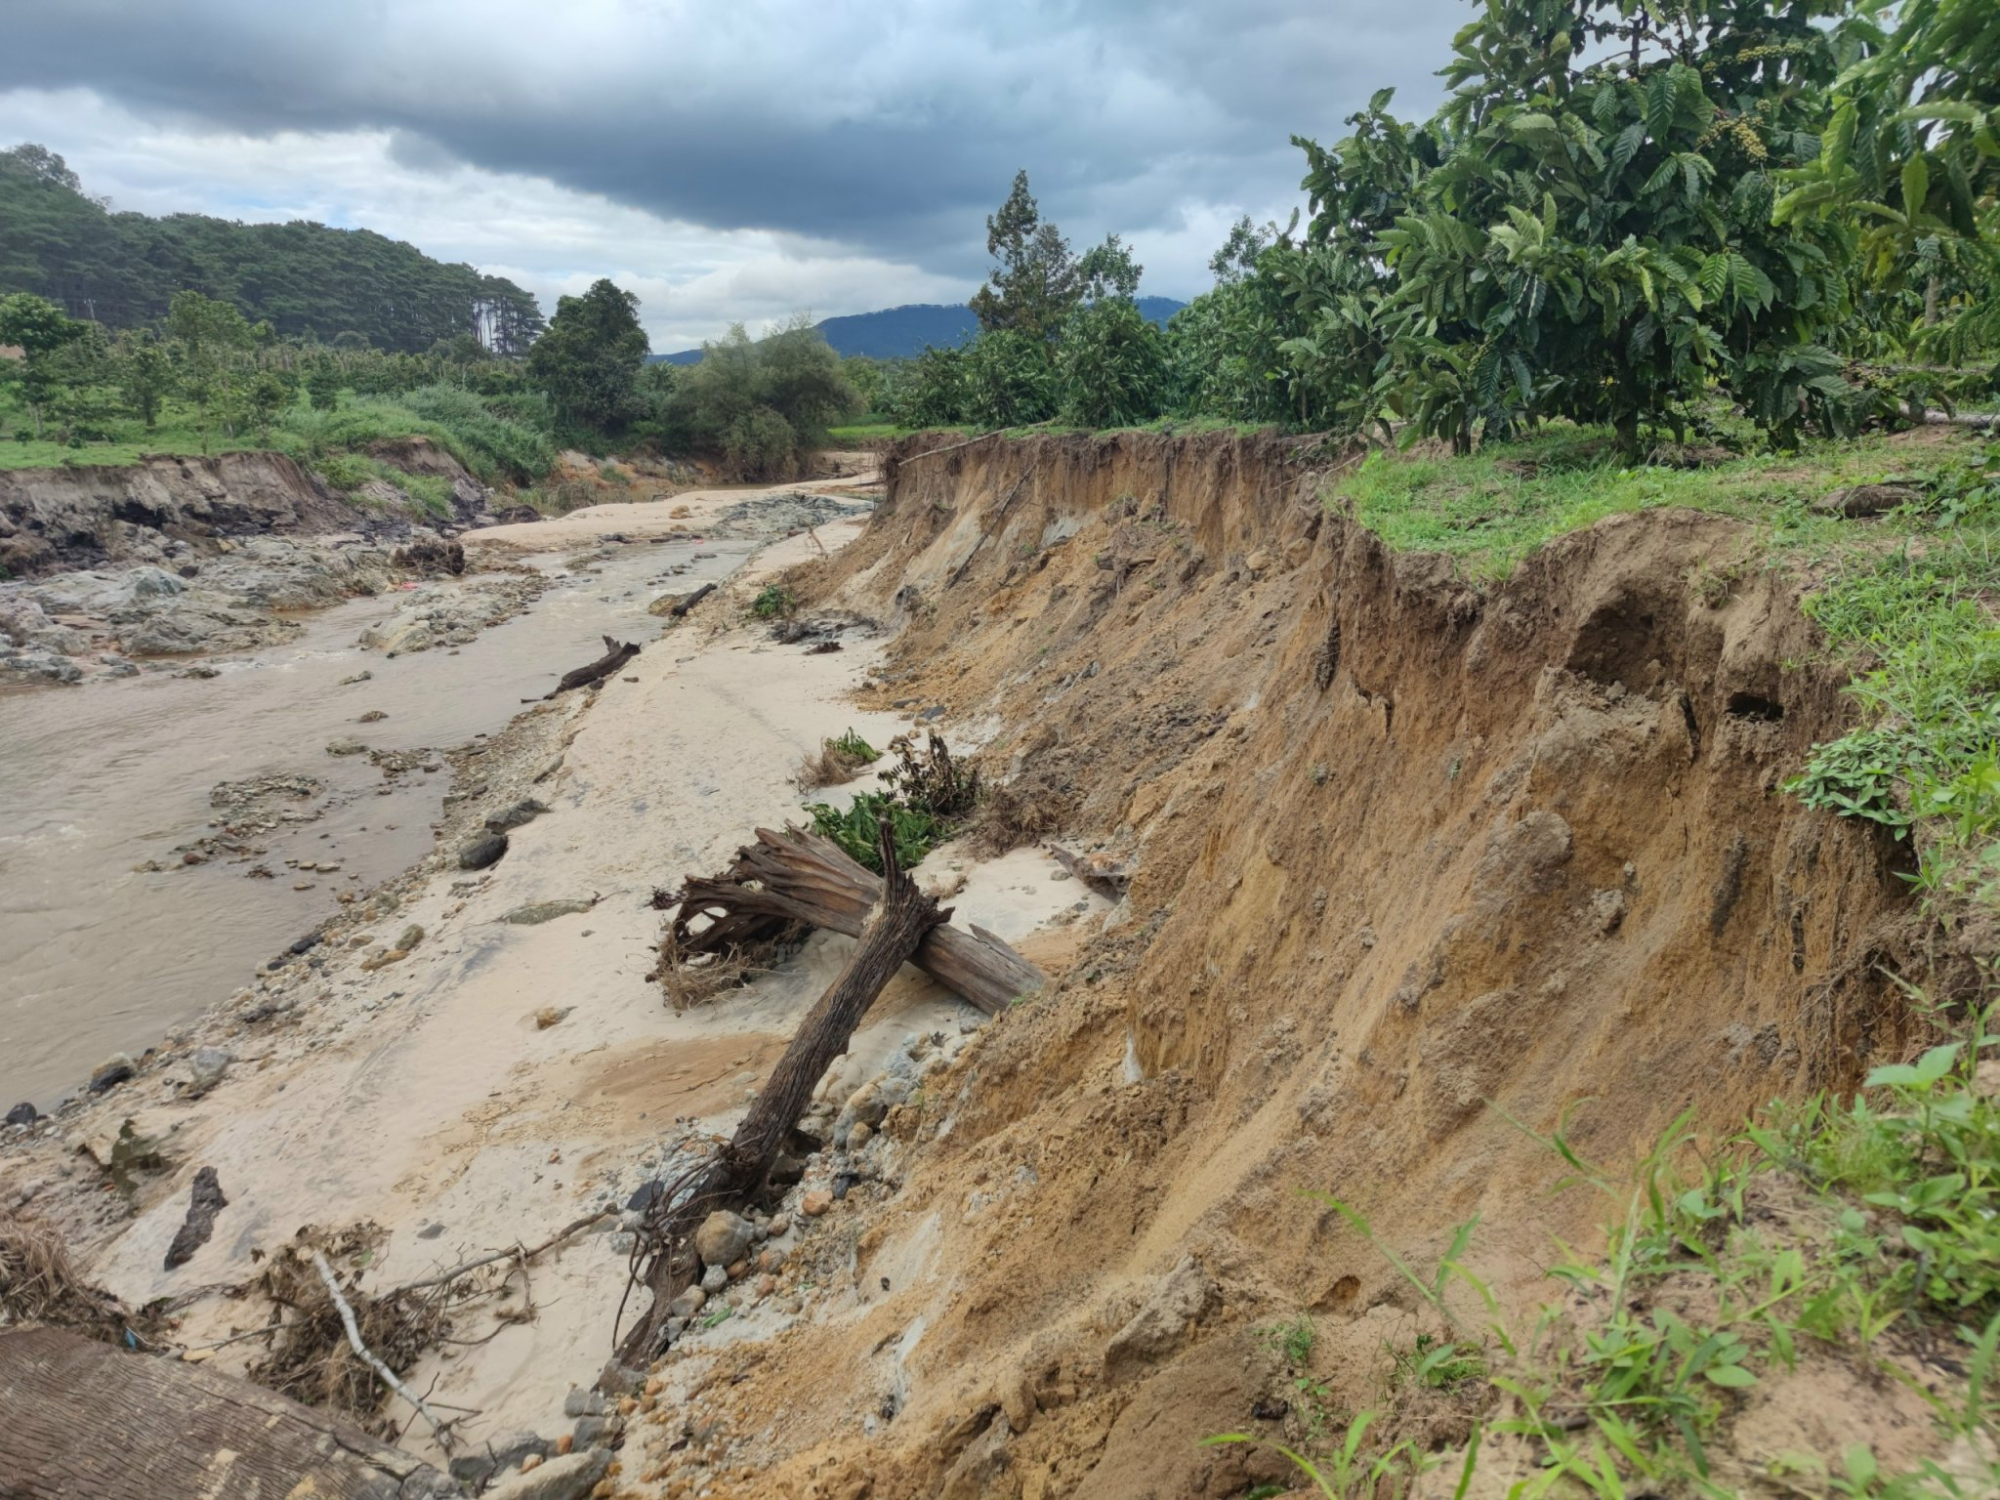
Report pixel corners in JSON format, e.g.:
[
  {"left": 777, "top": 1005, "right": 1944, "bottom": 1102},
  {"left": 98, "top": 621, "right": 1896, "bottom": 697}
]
[
  {"left": 751, "top": 584, "right": 800, "bottom": 621},
  {"left": 805, "top": 731, "right": 979, "bottom": 873},
  {"left": 0, "top": 1214, "right": 132, "bottom": 1341},
  {"left": 797, "top": 728, "right": 878, "bottom": 791}
]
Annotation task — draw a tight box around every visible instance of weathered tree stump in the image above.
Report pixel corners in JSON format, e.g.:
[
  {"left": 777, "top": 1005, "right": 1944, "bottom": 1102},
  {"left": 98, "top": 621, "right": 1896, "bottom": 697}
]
[{"left": 619, "top": 818, "right": 948, "bottom": 1362}]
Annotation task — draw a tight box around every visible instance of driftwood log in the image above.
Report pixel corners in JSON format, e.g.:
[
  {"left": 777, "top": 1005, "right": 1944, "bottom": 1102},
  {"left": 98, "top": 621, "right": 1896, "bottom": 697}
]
[
  {"left": 670, "top": 826, "right": 1045, "bottom": 1015},
  {"left": 669, "top": 582, "right": 717, "bottom": 617},
  {"left": 545, "top": 634, "right": 640, "bottom": 698},
  {"left": 0, "top": 1326, "right": 457, "bottom": 1500},
  {"left": 618, "top": 818, "right": 946, "bottom": 1362}
]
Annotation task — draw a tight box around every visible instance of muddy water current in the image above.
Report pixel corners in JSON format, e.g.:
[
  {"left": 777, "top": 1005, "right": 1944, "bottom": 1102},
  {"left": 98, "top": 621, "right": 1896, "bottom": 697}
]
[{"left": 0, "top": 534, "right": 757, "bottom": 1108}]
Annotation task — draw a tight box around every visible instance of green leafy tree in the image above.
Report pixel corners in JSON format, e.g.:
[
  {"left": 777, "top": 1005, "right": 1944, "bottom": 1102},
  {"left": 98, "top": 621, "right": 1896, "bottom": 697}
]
[
  {"left": 663, "top": 320, "right": 858, "bottom": 478},
  {"left": 116, "top": 332, "right": 173, "bottom": 430},
  {"left": 1289, "top": 0, "right": 1859, "bottom": 458},
  {"left": 527, "top": 278, "right": 649, "bottom": 434},
  {"left": 45, "top": 322, "right": 121, "bottom": 444},
  {"left": 167, "top": 289, "right": 253, "bottom": 447},
  {"left": 964, "top": 328, "right": 1058, "bottom": 427},
  {"left": 244, "top": 368, "right": 299, "bottom": 440},
  {"left": 1076, "top": 233, "right": 1144, "bottom": 301},
  {"left": 1778, "top": 0, "right": 2000, "bottom": 363},
  {"left": 304, "top": 358, "right": 342, "bottom": 412},
  {"left": 884, "top": 343, "right": 969, "bottom": 428},
  {"left": 969, "top": 172, "right": 1143, "bottom": 350},
  {"left": 754, "top": 315, "right": 861, "bottom": 449},
  {"left": 0, "top": 291, "right": 84, "bottom": 438},
  {"left": 839, "top": 355, "right": 887, "bottom": 418},
  {"left": 1, "top": 143, "right": 545, "bottom": 353},
  {"left": 1055, "top": 299, "right": 1169, "bottom": 427}
]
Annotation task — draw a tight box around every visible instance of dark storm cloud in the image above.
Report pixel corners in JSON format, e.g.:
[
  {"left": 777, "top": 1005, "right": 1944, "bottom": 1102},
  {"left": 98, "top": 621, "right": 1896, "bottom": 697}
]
[{"left": 0, "top": 0, "right": 1468, "bottom": 281}]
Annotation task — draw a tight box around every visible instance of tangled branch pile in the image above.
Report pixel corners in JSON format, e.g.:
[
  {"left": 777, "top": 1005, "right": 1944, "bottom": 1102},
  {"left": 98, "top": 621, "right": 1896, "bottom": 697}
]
[
  {"left": 0, "top": 1215, "right": 132, "bottom": 1342},
  {"left": 245, "top": 1224, "right": 453, "bottom": 1432}
]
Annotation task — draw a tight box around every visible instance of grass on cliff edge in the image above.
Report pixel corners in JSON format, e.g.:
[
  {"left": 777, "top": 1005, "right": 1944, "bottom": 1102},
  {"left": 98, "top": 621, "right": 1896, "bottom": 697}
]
[
  {"left": 1331, "top": 425, "right": 2000, "bottom": 919},
  {"left": 1222, "top": 1002, "right": 2000, "bottom": 1498}
]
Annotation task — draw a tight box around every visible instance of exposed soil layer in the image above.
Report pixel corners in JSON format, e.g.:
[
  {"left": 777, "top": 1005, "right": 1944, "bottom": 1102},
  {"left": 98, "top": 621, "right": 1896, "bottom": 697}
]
[
  {"left": 0, "top": 439, "right": 493, "bottom": 580},
  {"left": 642, "top": 429, "right": 1939, "bottom": 1499}
]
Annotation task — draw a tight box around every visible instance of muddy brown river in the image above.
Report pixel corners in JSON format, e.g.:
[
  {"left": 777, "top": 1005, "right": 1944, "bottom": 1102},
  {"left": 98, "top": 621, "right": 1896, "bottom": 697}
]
[{"left": 0, "top": 533, "right": 759, "bottom": 1109}]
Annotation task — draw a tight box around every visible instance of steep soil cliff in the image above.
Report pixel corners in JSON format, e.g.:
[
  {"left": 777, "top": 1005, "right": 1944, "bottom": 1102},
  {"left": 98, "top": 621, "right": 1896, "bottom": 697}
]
[{"left": 664, "top": 431, "right": 1935, "bottom": 1498}]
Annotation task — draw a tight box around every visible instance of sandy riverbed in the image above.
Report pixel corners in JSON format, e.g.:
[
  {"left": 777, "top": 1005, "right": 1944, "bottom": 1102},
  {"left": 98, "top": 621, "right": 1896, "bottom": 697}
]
[{"left": 0, "top": 473, "right": 1101, "bottom": 1461}]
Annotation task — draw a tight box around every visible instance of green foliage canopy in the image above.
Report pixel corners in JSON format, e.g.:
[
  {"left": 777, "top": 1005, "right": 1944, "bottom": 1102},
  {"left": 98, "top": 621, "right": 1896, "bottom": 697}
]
[{"left": 527, "top": 278, "right": 650, "bottom": 435}]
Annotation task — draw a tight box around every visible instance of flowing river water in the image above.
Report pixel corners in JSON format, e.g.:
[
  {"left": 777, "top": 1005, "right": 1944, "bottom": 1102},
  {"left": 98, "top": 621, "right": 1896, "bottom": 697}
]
[{"left": 0, "top": 528, "right": 764, "bottom": 1110}]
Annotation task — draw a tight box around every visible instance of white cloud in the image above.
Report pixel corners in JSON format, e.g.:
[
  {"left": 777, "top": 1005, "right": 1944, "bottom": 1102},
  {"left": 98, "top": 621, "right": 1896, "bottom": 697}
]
[{"left": 0, "top": 87, "right": 971, "bottom": 348}]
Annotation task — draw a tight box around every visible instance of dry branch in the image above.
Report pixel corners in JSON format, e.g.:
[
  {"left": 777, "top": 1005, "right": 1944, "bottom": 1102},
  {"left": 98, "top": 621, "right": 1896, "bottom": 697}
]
[
  {"left": 1045, "top": 843, "right": 1133, "bottom": 898},
  {"left": 387, "top": 1209, "right": 610, "bottom": 1298},
  {"left": 669, "top": 825, "right": 1045, "bottom": 1014},
  {"left": 311, "top": 1252, "right": 453, "bottom": 1453}
]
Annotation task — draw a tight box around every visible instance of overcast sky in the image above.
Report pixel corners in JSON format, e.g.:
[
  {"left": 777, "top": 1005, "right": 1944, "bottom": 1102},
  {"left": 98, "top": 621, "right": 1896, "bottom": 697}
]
[{"left": 0, "top": 0, "right": 1466, "bottom": 350}]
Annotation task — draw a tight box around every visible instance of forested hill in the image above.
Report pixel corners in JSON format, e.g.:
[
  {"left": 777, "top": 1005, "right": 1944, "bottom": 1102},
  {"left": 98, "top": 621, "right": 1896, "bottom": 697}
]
[
  {"left": 653, "top": 296, "right": 1188, "bottom": 364},
  {"left": 0, "top": 143, "right": 545, "bottom": 355}
]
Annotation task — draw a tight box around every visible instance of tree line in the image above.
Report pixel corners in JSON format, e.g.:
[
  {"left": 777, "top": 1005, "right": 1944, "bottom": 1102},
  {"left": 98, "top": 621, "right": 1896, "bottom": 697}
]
[
  {"left": 0, "top": 144, "right": 544, "bottom": 355},
  {"left": 889, "top": 0, "right": 1999, "bottom": 460}
]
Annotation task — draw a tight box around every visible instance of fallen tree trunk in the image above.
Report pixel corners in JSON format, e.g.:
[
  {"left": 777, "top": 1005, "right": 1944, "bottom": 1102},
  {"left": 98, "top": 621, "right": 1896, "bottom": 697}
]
[
  {"left": 0, "top": 1326, "right": 457, "bottom": 1500},
  {"left": 545, "top": 634, "right": 640, "bottom": 698},
  {"left": 670, "top": 826, "right": 1046, "bottom": 1014},
  {"left": 618, "top": 818, "right": 945, "bottom": 1362}
]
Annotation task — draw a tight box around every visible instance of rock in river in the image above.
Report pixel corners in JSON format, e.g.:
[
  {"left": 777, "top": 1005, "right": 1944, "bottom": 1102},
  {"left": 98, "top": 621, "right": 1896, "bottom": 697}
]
[
  {"left": 89, "top": 1053, "right": 137, "bottom": 1093},
  {"left": 501, "top": 899, "right": 594, "bottom": 925},
  {"left": 186, "top": 1047, "right": 230, "bottom": 1096}
]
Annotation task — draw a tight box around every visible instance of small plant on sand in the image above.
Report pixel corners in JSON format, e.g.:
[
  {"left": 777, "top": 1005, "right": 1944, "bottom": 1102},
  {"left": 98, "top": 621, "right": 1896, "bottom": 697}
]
[
  {"left": 805, "top": 790, "right": 947, "bottom": 874},
  {"left": 879, "top": 730, "right": 979, "bottom": 819},
  {"left": 751, "top": 583, "right": 799, "bottom": 620},
  {"left": 1204, "top": 1411, "right": 1422, "bottom": 1500},
  {"left": 1206, "top": 999, "right": 2000, "bottom": 1495},
  {"left": 1262, "top": 1315, "right": 1317, "bottom": 1367},
  {"left": 797, "top": 728, "right": 878, "bottom": 791}
]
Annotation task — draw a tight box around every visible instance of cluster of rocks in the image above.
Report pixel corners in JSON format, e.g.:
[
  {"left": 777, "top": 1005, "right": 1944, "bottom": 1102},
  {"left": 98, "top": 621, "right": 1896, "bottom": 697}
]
[
  {"left": 0, "top": 538, "right": 413, "bottom": 684},
  {"left": 708, "top": 489, "right": 872, "bottom": 537},
  {"left": 593, "top": 1026, "right": 977, "bottom": 1364},
  {"left": 357, "top": 572, "right": 545, "bottom": 657}
]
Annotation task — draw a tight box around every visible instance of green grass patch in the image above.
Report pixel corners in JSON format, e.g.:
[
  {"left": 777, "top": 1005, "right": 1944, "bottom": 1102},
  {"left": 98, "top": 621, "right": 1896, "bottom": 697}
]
[
  {"left": 0, "top": 383, "right": 554, "bottom": 486},
  {"left": 801, "top": 731, "right": 980, "bottom": 874},
  {"left": 1326, "top": 424, "right": 1940, "bottom": 583},
  {"left": 1335, "top": 425, "right": 2000, "bottom": 922},
  {"left": 805, "top": 789, "right": 952, "bottom": 874},
  {"left": 750, "top": 583, "right": 799, "bottom": 620}
]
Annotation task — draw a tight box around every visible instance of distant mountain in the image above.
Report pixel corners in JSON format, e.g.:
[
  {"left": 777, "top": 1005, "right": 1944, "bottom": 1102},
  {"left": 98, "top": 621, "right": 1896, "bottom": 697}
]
[{"left": 652, "top": 297, "right": 1188, "bottom": 365}]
